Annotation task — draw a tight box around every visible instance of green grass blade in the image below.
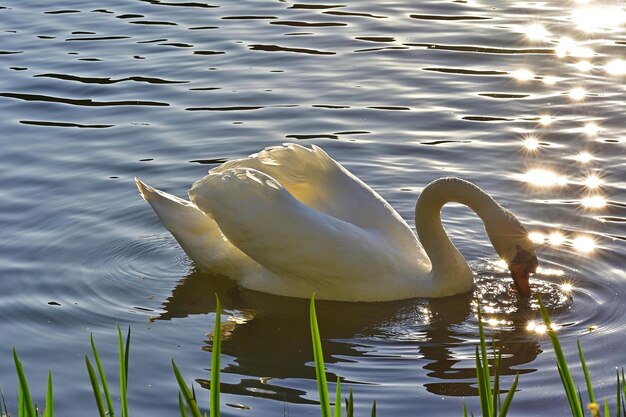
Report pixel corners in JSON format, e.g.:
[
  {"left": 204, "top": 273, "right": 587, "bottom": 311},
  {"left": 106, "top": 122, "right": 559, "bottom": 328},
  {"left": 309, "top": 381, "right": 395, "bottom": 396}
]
[
  {"left": 12, "top": 348, "right": 37, "bottom": 417},
  {"left": 310, "top": 296, "right": 331, "bottom": 417},
  {"left": 0, "top": 385, "right": 9, "bottom": 417},
  {"left": 19, "top": 384, "right": 25, "bottom": 417},
  {"left": 538, "top": 297, "right": 583, "bottom": 417},
  {"left": 577, "top": 340, "right": 595, "bottom": 404},
  {"left": 462, "top": 401, "right": 468, "bottom": 417},
  {"left": 492, "top": 348, "right": 501, "bottom": 415},
  {"left": 172, "top": 360, "right": 203, "bottom": 417},
  {"left": 476, "top": 303, "right": 493, "bottom": 417},
  {"left": 617, "top": 369, "right": 622, "bottom": 417},
  {"left": 345, "top": 389, "right": 353, "bottom": 417},
  {"left": 497, "top": 374, "right": 518, "bottom": 417},
  {"left": 90, "top": 335, "right": 114, "bottom": 417},
  {"left": 85, "top": 356, "right": 107, "bottom": 417},
  {"left": 557, "top": 362, "right": 582, "bottom": 417},
  {"left": 475, "top": 346, "right": 491, "bottom": 417},
  {"left": 334, "top": 377, "right": 341, "bottom": 417},
  {"left": 370, "top": 400, "right": 376, "bottom": 417},
  {"left": 622, "top": 368, "right": 626, "bottom": 416},
  {"left": 116, "top": 326, "right": 129, "bottom": 417},
  {"left": 43, "top": 370, "right": 53, "bottom": 417},
  {"left": 210, "top": 296, "right": 221, "bottom": 417},
  {"left": 124, "top": 328, "right": 131, "bottom": 387},
  {"left": 604, "top": 398, "right": 610, "bottom": 417},
  {"left": 178, "top": 392, "right": 189, "bottom": 417}
]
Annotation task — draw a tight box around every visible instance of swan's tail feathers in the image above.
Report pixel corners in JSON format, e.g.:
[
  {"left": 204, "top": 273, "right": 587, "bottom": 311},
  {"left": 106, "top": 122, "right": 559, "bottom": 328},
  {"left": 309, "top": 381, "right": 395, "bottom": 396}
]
[
  {"left": 135, "top": 178, "right": 217, "bottom": 237},
  {"left": 135, "top": 178, "right": 254, "bottom": 271}
]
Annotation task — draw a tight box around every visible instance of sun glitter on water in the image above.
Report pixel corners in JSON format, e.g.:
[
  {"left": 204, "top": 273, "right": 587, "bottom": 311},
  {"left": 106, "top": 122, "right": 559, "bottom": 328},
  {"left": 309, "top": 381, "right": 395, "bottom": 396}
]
[
  {"left": 569, "top": 87, "right": 587, "bottom": 101},
  {"left": 573, "top": 236, "right": 596, "bottom": 253},
  {"left": 573, "top": 151, "right": 594, "bottom": 163},
  {"left": 581, "top": 195, "right": 606, "bottom": 209},
  {"left": 525, "top": 23, "right": 551, "bottom": 41},
  {"left": 522, "top": 169, "right": 568, "bottom": 187},
  {"left": 522, "top": 135, "right": 540, "bottom": 151}
]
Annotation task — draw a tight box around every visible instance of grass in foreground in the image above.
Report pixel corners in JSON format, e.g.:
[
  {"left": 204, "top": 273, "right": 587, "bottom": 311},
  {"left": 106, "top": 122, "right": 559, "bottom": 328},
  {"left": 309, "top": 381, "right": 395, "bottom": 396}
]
[
  {"left": 1, "top": 296, "right": 624, "bottom": 417},
  {"left": 463, "top": 302, "right": 518, "bottom": 417}
]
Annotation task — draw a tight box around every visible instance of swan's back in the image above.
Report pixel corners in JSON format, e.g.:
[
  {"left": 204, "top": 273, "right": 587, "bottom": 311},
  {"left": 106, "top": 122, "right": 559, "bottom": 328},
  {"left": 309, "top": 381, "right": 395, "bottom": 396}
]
[{"left": 207, "top": 144, "right": 417, "bottom": 249}]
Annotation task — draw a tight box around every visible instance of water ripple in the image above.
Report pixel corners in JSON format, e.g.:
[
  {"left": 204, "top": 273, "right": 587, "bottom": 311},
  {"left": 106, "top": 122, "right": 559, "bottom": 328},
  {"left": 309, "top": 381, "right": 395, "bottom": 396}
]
[
  {"left": 34, "top": 73, "right": 188, "bottom": 84},
  {"left": 249, "top": 44, "right": 336, "bottom": 55},
  {"left": 406, "top": 43, "right": 554, "bottom": 55},
  {"left": 0, "top": 92, "right": 169, "bottom": 107}
]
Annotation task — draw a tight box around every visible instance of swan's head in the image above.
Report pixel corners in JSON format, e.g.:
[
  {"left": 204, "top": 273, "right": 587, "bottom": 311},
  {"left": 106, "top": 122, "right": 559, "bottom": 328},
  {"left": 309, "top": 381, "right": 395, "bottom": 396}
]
[{"left": 485, "top": 209, "right": 538, "bottom": 298}]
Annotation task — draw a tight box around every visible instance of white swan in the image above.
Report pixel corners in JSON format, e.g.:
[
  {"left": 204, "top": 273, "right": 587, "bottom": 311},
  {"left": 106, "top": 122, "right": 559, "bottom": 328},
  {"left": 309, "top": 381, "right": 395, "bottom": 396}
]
[{"left": 136, "top": 144, "right": 537, "bottom": 302}]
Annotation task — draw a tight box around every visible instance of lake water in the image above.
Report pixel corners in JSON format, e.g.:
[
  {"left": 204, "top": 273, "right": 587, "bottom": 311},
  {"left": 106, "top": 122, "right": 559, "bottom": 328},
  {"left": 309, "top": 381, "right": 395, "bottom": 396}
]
[{"left": 2, "top": 0, "right": 626, "bottom": 416}]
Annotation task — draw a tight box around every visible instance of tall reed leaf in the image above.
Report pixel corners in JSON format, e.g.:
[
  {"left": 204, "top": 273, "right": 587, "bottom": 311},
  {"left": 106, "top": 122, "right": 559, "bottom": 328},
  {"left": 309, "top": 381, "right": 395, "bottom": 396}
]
[
  {"left": 210, "top": 296, "right": 221, "bottom": 417},
  {"left": 617, "top": 369, "right": 622, "bottom": 417},
  {"left": 345, "top": 389, "right": 354, "bottom": 417},
  {"left": 43, "top": 370, "right": 53, "bottom": 417},
  {"left": 12, "top": 349, "right": 36, "bottom": 417},
  {"left": 334, "top": 377, "right": 341, "bottom": 417},
  {"left": 89, "top": 335, "right": 114, "bottom": 417},
  {"left": 475, "top": 303, "right": 493, "bottom": 417},
  {"left": 537, "top": 297, "right": 583, "bottom": 417},
  {"left": 471, "top": 301, "right": 518, "bottom": 417},
  {"left": 178, "top": 392, "right": 189, "bottom": 417},
  {"left": 497, "top": 374, "right": 518, "bottom": 417},
  {"left": 577, "top": 340, "right": 594, "bottom": 404},
  {"left": 85, "top": 356, "right": 107, "bottom": 417},
  {"left": 310, "top": 296, "right": 332, "bottom": 417},
  {"left": 117, "top": 326, "right": 130, "bottom": 417},
  {"left": 172, "top": 360, "right": 203, "bottom": 417},
  {"left": 0, "top": 385, "right": 8, "bottom": 417}
]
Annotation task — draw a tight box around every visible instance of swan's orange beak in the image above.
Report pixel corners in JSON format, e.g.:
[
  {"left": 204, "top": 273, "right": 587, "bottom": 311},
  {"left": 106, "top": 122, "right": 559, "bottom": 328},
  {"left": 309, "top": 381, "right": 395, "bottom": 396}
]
[
  {"left": 510, "top": 263, "right": 533, "bottom": 298},
  {"left": 508, "top": 246, "right": 538, "bottom": 298}
]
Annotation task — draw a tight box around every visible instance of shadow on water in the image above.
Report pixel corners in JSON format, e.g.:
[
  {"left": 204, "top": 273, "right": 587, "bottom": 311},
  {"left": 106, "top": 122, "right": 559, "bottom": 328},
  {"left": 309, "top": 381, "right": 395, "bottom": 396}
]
[{"left": 151, "top": 269, "right": 564, "bottom": 401}]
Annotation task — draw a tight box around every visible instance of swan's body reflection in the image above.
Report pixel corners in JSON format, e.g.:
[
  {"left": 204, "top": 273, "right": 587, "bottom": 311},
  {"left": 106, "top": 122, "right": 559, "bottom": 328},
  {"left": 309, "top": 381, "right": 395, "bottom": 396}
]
[{"left": 154, "top": 270, "right": 550, "bottom": 403}]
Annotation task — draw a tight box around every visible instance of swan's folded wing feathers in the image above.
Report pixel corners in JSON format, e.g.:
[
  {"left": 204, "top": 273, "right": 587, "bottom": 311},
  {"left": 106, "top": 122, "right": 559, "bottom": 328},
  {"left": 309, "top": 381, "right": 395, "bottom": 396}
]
[
  {"left": 209, "top": 143, "right": 333, "bottom": 185},
  {"left": 188, "top": 168, "right": 401, "bottom": 287},
  {"left": 205, "top": 144, "right": 417, "bottom": 249}
]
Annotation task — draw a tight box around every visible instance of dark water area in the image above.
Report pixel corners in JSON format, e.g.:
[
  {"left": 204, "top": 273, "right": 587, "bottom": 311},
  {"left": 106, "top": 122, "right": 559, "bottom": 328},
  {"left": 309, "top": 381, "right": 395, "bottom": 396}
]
[{"left": 1, "top": 0, "right": 626, "bottom": 416}]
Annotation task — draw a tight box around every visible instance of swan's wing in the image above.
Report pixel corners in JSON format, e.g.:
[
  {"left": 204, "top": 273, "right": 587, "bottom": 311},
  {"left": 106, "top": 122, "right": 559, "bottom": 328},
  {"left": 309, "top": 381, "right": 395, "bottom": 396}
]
[
  {"left": 189, "top": 168, "right": 416, "bottom": 296},
  {"left": 209, "top": 144, "right": 414, "bottom": 244},
  {"left": 135, "top": 179, "right": 254, "bottom": 273}
]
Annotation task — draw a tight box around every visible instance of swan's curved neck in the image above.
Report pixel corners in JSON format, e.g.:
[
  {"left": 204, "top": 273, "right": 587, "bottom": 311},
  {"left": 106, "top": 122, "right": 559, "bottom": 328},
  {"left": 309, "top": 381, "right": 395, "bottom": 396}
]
[{"left": 414, "top": 178, "right": 501, "bottom": 296}]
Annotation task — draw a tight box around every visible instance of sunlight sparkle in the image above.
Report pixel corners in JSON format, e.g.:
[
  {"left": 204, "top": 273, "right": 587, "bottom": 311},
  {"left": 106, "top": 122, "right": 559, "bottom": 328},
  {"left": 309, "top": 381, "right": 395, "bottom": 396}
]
[
  {"left": 569, "top": 87, "right": 587, "bottom": 101},
  {"left": 522, "top": 135, "right": 540, "bottom": 151},
  {"left": 529, "top": 232, "right": 545, "bottom": 244},
  {"left": 572, "top": 6, "right": 626, "bottom": 33},
  {"left": 556, "top": 37, "right": 593, "bottom": 58},
  {"left": 539, "top": 115, "right": 553, "bottom": 126},
  {"left": 575, "top": 60, "right": 593, "bottom": 72},
  {"left": 542, "top": 76, "right": 559, "bottom": 85},
  {"left": 574, "top": 152, "right": 594, "bottom": 163},
  {"left": 573, "top": 236, "right": 596, "bottom": 253},
  {"left": 549, "top": 232, "right": 565, "bottom": 246},
  {"left": 580, "top": 195, "right": 606, "bottom": 208},
  {"left": 583, "top": 122, "right": 600, "bottom": 136},
  {"left": 584, "top": 174, "right": 603, "bottom": 188},
  {"left": 523, "top": 169, "right": 568, "bottom": 187},
  {"left": 606, "top": 59, "right": 626, "bottom": 75},
  {"left": 512, "top": 69, "right": 535, "bottom": 81},
  {"left": 525, "top": 23, "right": 551, "bottom": 41},
  {"left": 536, "top": 267, "right": 565, "bottom": 276}
]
